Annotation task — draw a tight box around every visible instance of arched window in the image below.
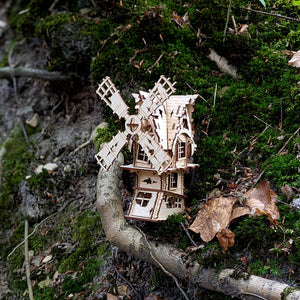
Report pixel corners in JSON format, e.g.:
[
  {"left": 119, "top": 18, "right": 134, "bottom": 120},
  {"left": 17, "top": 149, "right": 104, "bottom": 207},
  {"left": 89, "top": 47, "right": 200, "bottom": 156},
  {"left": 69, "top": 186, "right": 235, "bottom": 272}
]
[{"left": 177, "top": 142, "right": 186, "bottom": 159}]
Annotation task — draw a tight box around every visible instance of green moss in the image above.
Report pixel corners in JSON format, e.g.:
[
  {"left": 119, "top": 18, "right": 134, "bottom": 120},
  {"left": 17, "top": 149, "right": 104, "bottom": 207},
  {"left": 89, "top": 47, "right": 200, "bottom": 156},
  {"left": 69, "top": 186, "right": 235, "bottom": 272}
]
[
  {"left": 196, "top": 241, "right": 225, "bottom": 268},
  {"left": 9, "top": 0, "right": 53, "bottom": 36},
  {"left": 34, "top": 12, "right": 112, "bottom": 76},
  {"left": 58, "top": 210, "right": 106, "bottom": 273},
  {"left": 0, "top": 127, "right": 34, "bottom": 227},
  {"left": 6, "top": 221, "right": 25, "bottom": 269},
  {"left": 262, "top": 153, "right": 300, "bottom": 189},
  {"left": 282, "top": 287, "right": 300, "bottom": 300},
  {"left": 93, "top": 127, "right": 115, "bottom": 151},
  {"left": 27, "top": 169, "right": 52, "bottom": 190}
]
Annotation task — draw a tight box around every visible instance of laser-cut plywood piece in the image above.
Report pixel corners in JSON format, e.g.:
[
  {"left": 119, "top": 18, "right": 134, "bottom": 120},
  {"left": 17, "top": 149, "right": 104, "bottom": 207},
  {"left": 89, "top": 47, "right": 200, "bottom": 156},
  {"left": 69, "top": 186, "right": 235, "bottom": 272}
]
[{"left": 95, "top": 76, "right": 198, "bottom": 221}]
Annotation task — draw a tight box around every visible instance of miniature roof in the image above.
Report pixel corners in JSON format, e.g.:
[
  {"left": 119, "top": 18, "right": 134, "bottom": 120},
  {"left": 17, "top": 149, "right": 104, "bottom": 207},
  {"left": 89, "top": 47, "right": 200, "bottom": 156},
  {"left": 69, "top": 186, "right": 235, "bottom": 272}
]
[{"left": 132, "top": 91, "right": 198, "bottom": 152}]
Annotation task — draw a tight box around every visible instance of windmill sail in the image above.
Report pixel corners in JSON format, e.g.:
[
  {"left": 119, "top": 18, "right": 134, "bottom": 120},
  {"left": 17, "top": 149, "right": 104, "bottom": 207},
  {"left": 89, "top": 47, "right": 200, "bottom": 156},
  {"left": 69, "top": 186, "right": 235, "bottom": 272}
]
[
  {"left": 95, "top": 131, "right": 127, "bottom": 171},
  {"left": 138, "top": 132, "right": 172, "bottom": 174},
  {"left": 138, "top": 75, "right": 176, "bottom": 118},
  {"left": 95, "top": 76, "right": 175, "bottom": 174},
  {"left": 96, "top": 77, "right": 129, "bottom": 119}
]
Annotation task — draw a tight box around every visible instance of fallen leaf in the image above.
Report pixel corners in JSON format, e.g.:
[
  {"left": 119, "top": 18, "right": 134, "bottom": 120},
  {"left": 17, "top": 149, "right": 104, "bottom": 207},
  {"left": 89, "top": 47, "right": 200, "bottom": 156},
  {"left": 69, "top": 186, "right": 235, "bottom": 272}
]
[
  {"left": 288, "top": 50, "right": 300, "bottom": 68},
  {"left": 144, "top": 294, "right": 163, "bottom": 300},
  {"left": 244, "top": 180, "right": 279, "bottom": 224},
  {"left": 216, "top": 228, "right": 235, "bottom": 250},
  {"left": 230, "top": 206, "right": 251, "bottom": 222},
  {"left": 281, "top": 184, "right": 293, "bottom": 201},
  {"left": 189, "top": 196, "right": 237, "bottom": 242},
  {"left": 117, "top": 285, "right": 128, "bottom": 296},
  {"left": 106, "top": 293, "right": 119, "bottom": 300}
]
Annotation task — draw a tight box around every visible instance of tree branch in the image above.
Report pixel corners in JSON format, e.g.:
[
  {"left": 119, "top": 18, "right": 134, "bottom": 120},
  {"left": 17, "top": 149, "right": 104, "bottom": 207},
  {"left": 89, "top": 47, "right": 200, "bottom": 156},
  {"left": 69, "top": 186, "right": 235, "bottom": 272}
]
[
  {"left": 96, "top": 154, "right": 300, "bottom": 299},
  {"left": 0, "top": 66, "right": 70, "bottom": 80}
]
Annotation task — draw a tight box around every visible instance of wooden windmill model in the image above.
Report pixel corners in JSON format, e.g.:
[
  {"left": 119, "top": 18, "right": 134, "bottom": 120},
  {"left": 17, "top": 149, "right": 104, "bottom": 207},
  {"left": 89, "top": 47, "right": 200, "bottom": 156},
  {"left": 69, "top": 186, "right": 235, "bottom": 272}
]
[{"left": 96, "top": 76, "right": 198, "bottom": 221}]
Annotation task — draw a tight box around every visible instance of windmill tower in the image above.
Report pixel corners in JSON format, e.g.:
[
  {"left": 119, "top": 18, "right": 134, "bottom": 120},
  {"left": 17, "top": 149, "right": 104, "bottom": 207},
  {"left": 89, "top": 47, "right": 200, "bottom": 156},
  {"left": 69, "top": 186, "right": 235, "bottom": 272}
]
[{"left": 96, "top": 76, "right": 198, "bottom": 221}]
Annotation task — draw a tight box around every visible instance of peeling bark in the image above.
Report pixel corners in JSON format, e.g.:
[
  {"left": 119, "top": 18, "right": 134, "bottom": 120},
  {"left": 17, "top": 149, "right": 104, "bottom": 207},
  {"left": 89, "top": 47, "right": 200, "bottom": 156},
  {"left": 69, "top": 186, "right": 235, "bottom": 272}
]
[{"left": 96, "top": 154, "right": 300, "bottom": 299}]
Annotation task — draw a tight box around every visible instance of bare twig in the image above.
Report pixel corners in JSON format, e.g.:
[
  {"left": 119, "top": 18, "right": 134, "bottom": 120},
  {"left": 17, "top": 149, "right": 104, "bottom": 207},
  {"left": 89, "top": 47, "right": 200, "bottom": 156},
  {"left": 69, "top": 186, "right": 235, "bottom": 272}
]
[
  {"left": 253, "top": 115, "right": 273, "bottom": 128},
  {"left": 232, "top": 15, "right": 237, "bottom": 34},
  {"left": 114, "top": 268, "right": 141, "bottom": 300},
  {"left": 24, "top": 220, "right": 34, "bottom": 300},
  {"left": 236, "top": 122, "right": 270, "bottom": 158},
  {"left": 49, "top": 0, "right": 62, "bottom": 12},
  {"left": 8, "top": 197, "right": 79, "bottom": 259},
  {"left": 70, "top": 140, "right": 91, "bottom": 155},
  {"left": 277, "top": 126, "right": 300, "bottom": 155},
  {"left": 147, "top": 54, "right": 164, "bottom": 74},
  {"left": 213, "top": 83, "right": 217, "bottom": 107},
  {"left": 0, "top": 66, "right": 70, "bottom": 80},
  {"left": 19, "top": 118, "right": 29, "bottom": 143},
  {"left": 223, "top": 0, "right": 232, "bottom": 41},
  {"left": 241, "top": 7, "right": 300, "bottom": 23},
  {"left": 129, "top": 48, "right": 148, "bottom": 69},
  {"left": 253, "top": 170, "right": 265, "bottom": 185},
  {"left": 180, "top": 222, "right": 197, "bottom": 247},
  {"left": 135, "top": 225, "right": 189, "bottom": 300}
]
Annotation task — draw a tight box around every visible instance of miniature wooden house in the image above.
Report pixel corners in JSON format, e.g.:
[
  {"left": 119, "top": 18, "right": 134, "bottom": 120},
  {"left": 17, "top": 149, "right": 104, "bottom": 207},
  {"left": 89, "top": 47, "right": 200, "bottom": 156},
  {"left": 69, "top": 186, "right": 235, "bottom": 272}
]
[{"left": 95, "top": 76, "right": 198, "bottom": 221}]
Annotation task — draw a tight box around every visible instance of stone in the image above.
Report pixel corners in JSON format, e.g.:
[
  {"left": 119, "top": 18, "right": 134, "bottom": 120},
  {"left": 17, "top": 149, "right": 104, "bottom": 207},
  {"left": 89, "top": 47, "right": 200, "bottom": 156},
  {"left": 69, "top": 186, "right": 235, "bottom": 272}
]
[
  {"left": 42, "top": 255, "right": 53, "bottom": 264},
  {"left": 26, "top": 113, "right": 39, "bottom": 128},
  {"left": 64, "top": 164, "right": 72, "bottom": 173},
  {"left": 292, "top": 197, "right": 300, "bottom": 209},
  {"left": 35, "top": 163, "right": 58, "bottom": 174}
]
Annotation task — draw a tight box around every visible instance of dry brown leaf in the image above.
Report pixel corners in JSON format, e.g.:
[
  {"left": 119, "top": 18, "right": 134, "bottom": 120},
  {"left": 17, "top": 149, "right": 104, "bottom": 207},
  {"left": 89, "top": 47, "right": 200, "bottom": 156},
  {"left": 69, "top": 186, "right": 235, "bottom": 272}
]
[
  {"left": 238, "top": 24, "right": 249, "bottom": 34},
  {"left": 106, "top": 293, "right": 119, "bottom": 300},
  {"left": 288, "top": 50, "right": 300, "bottom": 67},
  {"left": 144, "top": 294, "right": 164, "bottom": 300},
  {"left": 216, "top": 228, "right": 235, "bottom": 250},
  {"left": 281, "top": 184, "right": 293, "bottom": 201},
  {"left": 230, "top": 206, "right": 251, "bottom": 222},
  {"left": 188, "top": 196, "right": 237, "bottom": 242},
  {"left": 244, "top": 180, "right": 279, "bottom": 224}
]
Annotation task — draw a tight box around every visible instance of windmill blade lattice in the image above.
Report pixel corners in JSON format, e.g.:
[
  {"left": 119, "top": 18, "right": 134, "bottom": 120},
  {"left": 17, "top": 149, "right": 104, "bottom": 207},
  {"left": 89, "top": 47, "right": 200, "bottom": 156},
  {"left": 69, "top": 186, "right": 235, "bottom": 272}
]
[{"left": 95, "top": 76, "right": 176, "bottom": 174}]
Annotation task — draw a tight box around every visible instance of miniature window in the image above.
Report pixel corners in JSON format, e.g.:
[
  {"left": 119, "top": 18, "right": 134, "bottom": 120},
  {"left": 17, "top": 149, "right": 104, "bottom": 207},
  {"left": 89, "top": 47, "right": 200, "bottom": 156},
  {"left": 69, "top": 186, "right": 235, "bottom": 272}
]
[
  {"left": 137, "top": 147, "right": 148, "bottom": 162},
  {"left": 168, "top": 173, "right": 178, "bottom": 189},
  {"left": 165, "top": 196, "right": 182, "bottom": 208},
  {"left": 136, "top": 192, "right": 151, "bottom": 207},
  {"left": 177, "top": 142, "right": 186, "bottom": 159}
]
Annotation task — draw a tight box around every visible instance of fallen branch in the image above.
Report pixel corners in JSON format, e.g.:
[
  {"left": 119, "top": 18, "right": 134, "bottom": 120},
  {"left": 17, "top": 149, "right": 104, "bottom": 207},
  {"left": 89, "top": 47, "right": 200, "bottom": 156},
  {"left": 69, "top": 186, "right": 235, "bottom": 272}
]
[
  {"left": 0, "top": 66, "right": 70, "bottom": 80},
  {"left": 242, "top": 7, "right": 300, "bottom": 23},
  {"left": 96, "top": 154, "right": 300, "bottom": 299},
  {"left": 207, "top": 49, "right": 240, "bottom": 79}
]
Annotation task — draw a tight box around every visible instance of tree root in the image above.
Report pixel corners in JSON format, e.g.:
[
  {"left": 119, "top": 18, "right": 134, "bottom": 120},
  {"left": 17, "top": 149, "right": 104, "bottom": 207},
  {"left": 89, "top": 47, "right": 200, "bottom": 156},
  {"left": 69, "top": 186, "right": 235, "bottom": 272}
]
[
  {"left": 0, "top": 66, "right": 70, "bottom": 80},
  {"left": 96, "top": 153, "right": 300, "bottom": 299}
]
